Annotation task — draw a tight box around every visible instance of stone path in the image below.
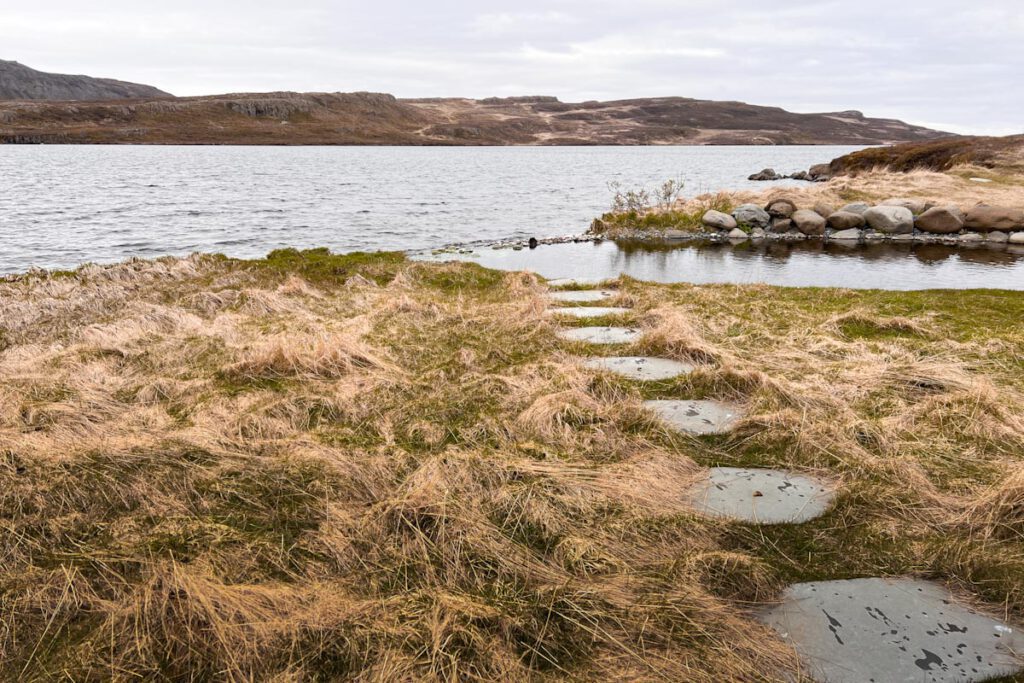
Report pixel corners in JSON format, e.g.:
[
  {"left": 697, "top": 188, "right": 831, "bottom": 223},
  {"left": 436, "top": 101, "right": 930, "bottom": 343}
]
[
  {"left": 685, "top": 467, "right": 834, "bottom": 524},
  {"left": 549, "top": 290, "right": 618, "bottom": 303},
  {"left": 644, "top": 399, "right": 745, "bottom": 435},
  {"left": 557, "top": 326, "right": 642, "bottom": 345},
  {"left": 582, "top": 356, "right": 693, "bottom": 381},
  {"left": 758, "top": 578, "right": 1024, "bottom": 683},
  {"left": 546, "top": 285, "right": 1023, "bottom": 683},
  {"left": 547, "top": 306, "right": 632, "bottom": 319}
]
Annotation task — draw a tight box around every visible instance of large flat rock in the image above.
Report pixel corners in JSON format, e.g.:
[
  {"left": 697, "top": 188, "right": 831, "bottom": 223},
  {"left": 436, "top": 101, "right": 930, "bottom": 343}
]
[
  {"left": 759, "top": 577, "right": 1024, "bottom": 683},
  {"left": 547, "top": 306, "right": 631, "bottom": 319},
  {"left": 583, "top": 356, "right": 694, "bottom": 380},
  {"left": 548, "top": 290, "right": 618, "bottom": 303},
  {"left": 644, "top": 399, "right": 744, "bottom": 435},
  {"left": 557, "top": 327, "right": 642, "bottom": 345},
  {"left": 685, "top": 467, "right": 834, "bottom": 523}
]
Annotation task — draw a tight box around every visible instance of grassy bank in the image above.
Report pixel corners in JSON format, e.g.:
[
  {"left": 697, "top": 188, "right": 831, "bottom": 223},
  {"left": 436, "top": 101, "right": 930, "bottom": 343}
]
[
  {"left": 2, "top": 249, "right": 1024, "bottom": 680},
  {"left": 592, "top": 138, "right": 1024, "bottom": 238}
]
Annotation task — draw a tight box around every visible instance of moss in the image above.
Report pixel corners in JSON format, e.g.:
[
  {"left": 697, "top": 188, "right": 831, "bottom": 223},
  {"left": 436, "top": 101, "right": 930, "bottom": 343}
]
[{"left": 248, "top": 247, "right": 406, "bottom": 286}]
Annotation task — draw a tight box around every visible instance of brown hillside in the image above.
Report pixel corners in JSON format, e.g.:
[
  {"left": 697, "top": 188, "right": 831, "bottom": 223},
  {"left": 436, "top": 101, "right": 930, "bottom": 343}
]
[
  {"left": 0, "top": 92, "right": 950, "bottom": 146},
  {"left": 827, "top": 134, "right": 1024, "bottom": 176}
]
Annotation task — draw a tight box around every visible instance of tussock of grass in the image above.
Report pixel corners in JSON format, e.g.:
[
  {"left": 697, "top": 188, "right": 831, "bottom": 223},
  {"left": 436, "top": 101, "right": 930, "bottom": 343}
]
[{"left": 2, "top": 250, "right": 1024, "bottom": 680}]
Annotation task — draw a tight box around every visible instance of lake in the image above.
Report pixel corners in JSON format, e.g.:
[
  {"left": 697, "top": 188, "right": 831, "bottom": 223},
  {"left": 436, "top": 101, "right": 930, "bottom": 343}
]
[
  {"left": 423, "top": 239, "right": 1024, "bottom": 291},
  {"left": 1, "top": 144, "right": 853, "bottom": 274},
  {"left": 3, "top": 144, "right": 1023, "bottom": 290}
]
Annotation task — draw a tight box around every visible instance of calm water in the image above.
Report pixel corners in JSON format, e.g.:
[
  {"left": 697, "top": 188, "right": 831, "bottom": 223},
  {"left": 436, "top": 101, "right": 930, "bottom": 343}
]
[
  {"left": 426, "top": 240, "right": 1024, "bottom": 291},
  {"left": 0, "top": 145, "right": 855, "bottom": 274}
]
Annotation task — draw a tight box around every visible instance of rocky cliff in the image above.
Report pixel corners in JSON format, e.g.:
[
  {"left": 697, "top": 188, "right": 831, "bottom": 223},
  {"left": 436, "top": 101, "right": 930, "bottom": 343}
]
[{"left": 0, "top": 60, "right": 172, "bottom": 101}]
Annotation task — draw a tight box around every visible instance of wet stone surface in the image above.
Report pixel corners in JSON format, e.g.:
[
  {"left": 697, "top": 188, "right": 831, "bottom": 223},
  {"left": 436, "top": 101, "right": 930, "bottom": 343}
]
[
  {"left": 546, "top": 307, "right": 631, "bottom": 319},
  {"left": 548, "top": 290, "right": 618, "bottom": 303},
  {"left": 685, "top": 467, "right": 834, "bottom": 524},
  {"left": 758, "top": 578, "right": 1024, "bottom": 683},
  {"left": 557, "top": 327, "right": 642, "bottom": 345},
  {"left": 583, "top": 356, "right": 694, "bottom": 381},
  {"left": 644, "top": 399, "right": 744, "bottom": 435}
]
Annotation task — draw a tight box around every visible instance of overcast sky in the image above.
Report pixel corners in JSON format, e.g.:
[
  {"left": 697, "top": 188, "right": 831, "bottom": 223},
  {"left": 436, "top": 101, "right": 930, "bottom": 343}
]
[{"left": 1, "top": 0, "right": 1020, "bottom": 135}]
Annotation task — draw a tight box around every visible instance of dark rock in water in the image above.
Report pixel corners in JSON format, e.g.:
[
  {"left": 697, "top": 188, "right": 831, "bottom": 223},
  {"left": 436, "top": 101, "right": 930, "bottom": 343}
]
[
  {"left": 529, "top": 237, "right": 539, "bottom": 249},
  {"left": 749, "top": 168, "right": 783, "bottom": 181},
  {"left": 789, "top": 170, "right": 811, "bottom": 181}
]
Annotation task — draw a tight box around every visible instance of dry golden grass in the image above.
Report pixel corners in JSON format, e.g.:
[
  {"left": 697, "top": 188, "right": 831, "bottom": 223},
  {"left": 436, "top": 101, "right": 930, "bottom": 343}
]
[{"left": 2, "top": 251, "right": 1024, "bottom": 680}]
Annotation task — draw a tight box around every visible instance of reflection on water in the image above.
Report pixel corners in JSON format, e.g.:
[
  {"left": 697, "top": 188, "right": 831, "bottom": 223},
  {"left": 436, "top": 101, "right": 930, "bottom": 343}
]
[{"left": 427, "top": 240, "right": 1024, "bottom": 291}]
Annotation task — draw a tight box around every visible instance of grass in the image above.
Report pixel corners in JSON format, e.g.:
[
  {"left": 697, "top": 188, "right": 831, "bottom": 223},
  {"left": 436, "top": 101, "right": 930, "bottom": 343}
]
[{"left": 2, "top": 250, "right": 1024, "bottom": 680}]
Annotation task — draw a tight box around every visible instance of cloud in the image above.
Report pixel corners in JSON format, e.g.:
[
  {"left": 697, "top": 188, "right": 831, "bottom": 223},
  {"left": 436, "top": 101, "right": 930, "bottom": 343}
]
[{"left": 0, "top": 0, "right": 1020, "bottom": 134}]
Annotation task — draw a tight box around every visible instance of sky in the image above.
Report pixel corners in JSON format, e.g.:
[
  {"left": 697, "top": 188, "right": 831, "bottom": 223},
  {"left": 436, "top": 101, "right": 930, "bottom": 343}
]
[{"left": 1, "top": 0, "right": 1021, "bottom": 135}]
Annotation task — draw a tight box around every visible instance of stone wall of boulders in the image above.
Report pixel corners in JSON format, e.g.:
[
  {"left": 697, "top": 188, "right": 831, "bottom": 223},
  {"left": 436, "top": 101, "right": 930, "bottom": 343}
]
[{"left": 701, "top": 198, "right": 1024, "bottom": 245}]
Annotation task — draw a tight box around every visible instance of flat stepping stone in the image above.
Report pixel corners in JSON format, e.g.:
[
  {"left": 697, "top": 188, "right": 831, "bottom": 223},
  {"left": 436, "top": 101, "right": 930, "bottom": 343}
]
[
  {"left": 583, "top": 356, "right": 694, "bottom": 381},
  {"left": 557, "top": 327, "right": 641, "bottom": 345},
  {"left": 549, "top": 290, "right": 617, "bottom": 303},
  {"left": 547, "top": 306, "right": 631, "bottom": 319},
  {"left": 645, "top": 399, "right": 744, "bottom": 435},
  {"left": 685, "top": 468, "right": 834, "bottom": 524},
  {"left": 758, "top": 577, "right": 1024, "bottom": 683}
]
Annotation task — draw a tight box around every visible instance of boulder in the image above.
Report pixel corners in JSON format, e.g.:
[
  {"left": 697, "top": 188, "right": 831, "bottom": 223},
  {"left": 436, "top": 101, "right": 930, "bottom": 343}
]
[
  {"left": 987, "top": 231, "right": 1009, "bottom": 243},
  {"left": 750, "top": 227, "right": 766, "bottom": 239},
  {"left": 827, "top": 211, "right": 866, "bottom": 230},
  {"left": 812, "top": 201, "right": 836, "bottom": 219},
  {"left": 838, "top": 202, "right": 871, "bottom": 216},
  {"left": 863, "top": 205, "right": 914, "bottom": 235},
  {"left": 960, "top": 232, "right": 984, "bottom": 243},
  {"left": 748, "top": 168, "right": 782, "bottom": 181},
  {"left": 732, "top": 204, "right": 771, "bottom": 229},
  {"left": 1009, "top": 232, "right": 1024, "bottom": 244},
  {"left": 915, "top": 206, "right": 964, "bottom": 234},
  {"left": 880, "top": 197, "right": 934, "bottom": 215},
  {"left": 808, "top": 163, "right": 832, "bottom": 181},
  {"left": 964, "top": 205, "right": 1024, "bottom": 232},
  {"left": 702, "top": 209, "right": 737, "bottom": 231},
  {"left": 791, "top": 209, "right": 826, "bottom": 236},
  {"left": 727, "top": 228, "right": 749, "bottom": 240},
  {"left": 766, "top": 198, "right": 797, "bottom": 219},
  {"left": 829, "top": 228, "right": 862, "bottom": 241},
  {"left": 770, "top": 218, "right": 794, "bottom": 233}
]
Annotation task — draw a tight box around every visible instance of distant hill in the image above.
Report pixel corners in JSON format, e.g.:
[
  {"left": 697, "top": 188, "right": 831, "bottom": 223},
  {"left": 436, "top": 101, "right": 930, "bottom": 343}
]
[
  {"left": 0, "top": 60, "right": 172, "bottom": 101},
  {"left": 0, "top": 87, "right": 951, "bottom": 146}
]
